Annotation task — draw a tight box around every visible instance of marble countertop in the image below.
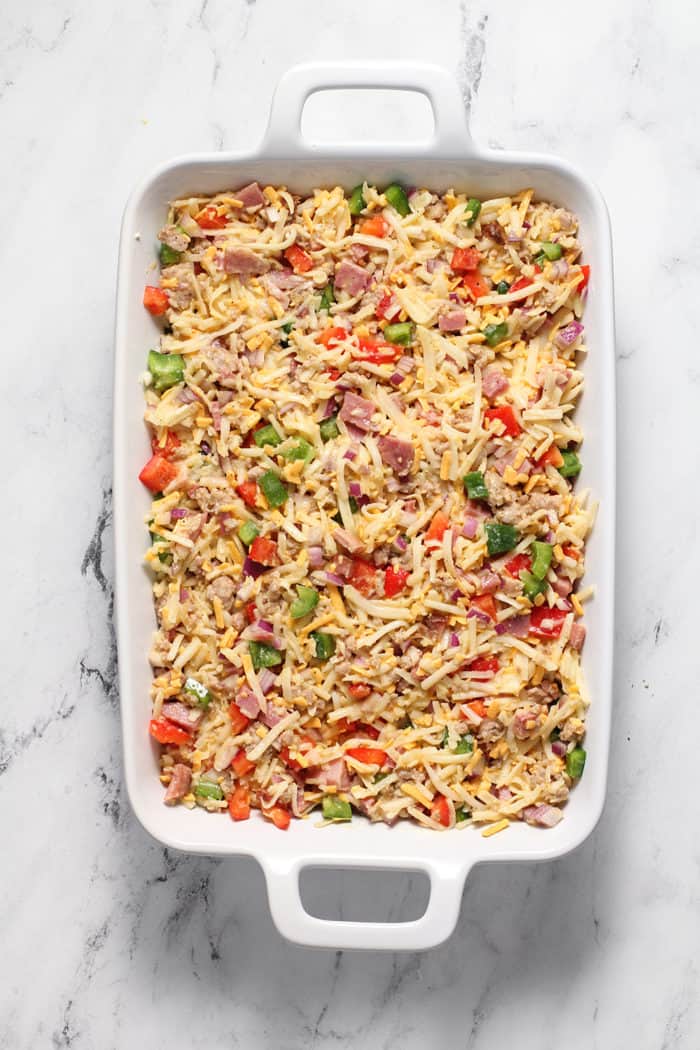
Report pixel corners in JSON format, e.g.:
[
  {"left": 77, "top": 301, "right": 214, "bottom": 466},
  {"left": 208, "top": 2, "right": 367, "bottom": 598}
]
[{"left": 3, "top": 0, "right": 699, "bottom": 1046}]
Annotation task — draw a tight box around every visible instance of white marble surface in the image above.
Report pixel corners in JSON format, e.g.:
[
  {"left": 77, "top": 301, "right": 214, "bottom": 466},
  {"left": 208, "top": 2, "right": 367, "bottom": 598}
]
[{"left": 2, "top": 0, "right": 699, "bottom": 1045}]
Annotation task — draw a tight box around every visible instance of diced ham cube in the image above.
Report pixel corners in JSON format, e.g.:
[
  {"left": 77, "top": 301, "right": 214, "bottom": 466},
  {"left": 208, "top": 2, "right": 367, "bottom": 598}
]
[
  {"left": 378, "top": 435, "right": 415, "bottom": 477},
  {"left": 334, "top": 260, "right": 371, "bottom": 296},
  {"left": 438, "top": 307, "right": 466, "bottom": 332},
  {"left": 161, "top": 702, "right": 203, "bottom": 731},
  {"left": 339, "top": 391, "right": 375, "bottom": 432},
  {"left": 482, "top": 366, "right": 509, "bottom": 398},
  {"left": 569, "top": 623, "right": 586, "bottom": 650},
  {"left": 164, "top": 764, "right": 192, "bottom": 804},
  {"left": 235, "top": 181, "right": 265, "bottom": 209},
  {"left": 221, "top": 247, "right": 270, "bottom": 275}
]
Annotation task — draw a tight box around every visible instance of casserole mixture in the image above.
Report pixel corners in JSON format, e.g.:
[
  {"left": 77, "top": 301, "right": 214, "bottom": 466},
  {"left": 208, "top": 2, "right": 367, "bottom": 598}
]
[{"left": 138, "top": 180, "right": 592, "bottom": 833}]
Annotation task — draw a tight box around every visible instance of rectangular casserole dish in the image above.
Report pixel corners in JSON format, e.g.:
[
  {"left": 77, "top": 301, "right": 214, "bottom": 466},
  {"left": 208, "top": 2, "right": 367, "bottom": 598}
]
[{"left": 114, "top": 62, "right": 615, "bottom": 951}]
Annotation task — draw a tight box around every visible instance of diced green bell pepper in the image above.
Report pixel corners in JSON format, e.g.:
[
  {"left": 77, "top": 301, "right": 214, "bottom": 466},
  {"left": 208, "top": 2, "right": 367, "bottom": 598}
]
[
  {"left": 521, "top": 571, "right": 547, "bottom": 602},
  {"left": 485, "top": 522, "right": 520, "bottom": 556},
  {"left": 322, "top": 796, "right": 352, "bottom": 821},
  {"left": 382, "top": 322, "right": 413, "bottom": 346},
  {"left": 194, "top": 781, "right": 224, "bottom": 800},
  {"left": 559, "top": 450, "right": 582, "bottom": 478},
  {"left": 455, "top": 805, "right": 471, "bottom": 822},
  {"left": 158, "top": 242, "right": 181, "bottom": 266},
  {"left": 483, "top": 322, "right": 509, "bottom": 347},
  {"left": 465, "top": 198, "right": 481, "bottom": 225},
  {"left": 249, "top": 641, "right": 284, "bottom": 670},
  {"left": 539, "top": 241, "right": 563, "bottom": 262},
  {"left": 454, "top": 734, "right": 474, "bottom": 755},
  {"left": 259, "top": 471, "right": 288, "bottom": 508},
  {"left": 320, "top": 283, "right": 335, "bottom": 311},
  {"left": 184, "top": 677, "right": 212, "bottom": 707},
  {"left": 496, "top": 280, "right": 511, "bottom": 294},
  {"left": 464, "top": 471, "right": 489, "bottom": 501},
  {"left": 348, "top": 185, "right": 366, "bottom": 216},
  {"left": 290, "top": 585, "right": 319, "bottom": 620},
  {"left": 254, "top": 424, "right": 282, "bottom": 449},
  {"left": 282, "top": 438, "right": 314, "bottom": 463},
  {"left": 530, "top": 541, "right": 553, "bottom": 580},
  {"left": 311, "top": 631, "right": 336, "bottom": 661},
  {"left": 237, "top": 520, "right": 260, "bottom": 546},
  {"left": 319, "top": 415, "right": 339, "bottom": 443},
  {"left": 384, "top": 182, "right": 410, "bottom": 216},
  {"left": 566, "top": 746, "right": 586, "bottom": 779},
  {"left": 148, "top": 350, "right": 185, "bottom": 392}
]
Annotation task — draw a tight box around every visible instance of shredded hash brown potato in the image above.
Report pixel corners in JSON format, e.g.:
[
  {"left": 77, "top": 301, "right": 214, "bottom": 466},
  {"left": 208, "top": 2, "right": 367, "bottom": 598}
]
[{"left": 141, "top": 180, "right": 593, "bottom": 833}]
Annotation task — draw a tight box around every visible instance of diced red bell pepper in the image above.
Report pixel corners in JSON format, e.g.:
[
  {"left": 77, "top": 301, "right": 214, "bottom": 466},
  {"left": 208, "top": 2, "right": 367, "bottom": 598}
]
[
  {"left": 426, "top": 510, "right": 450, "bottom": 543},
  {"left": 466, "top": 699, "right": 488, "bottom": 719},
  {"left": 359, "top": 215, "right": 388, "bottom": 238},
  {"left": 284, "top": 244, "right": 314, "bottom": 273},
  {"left": 149, "top": 718, "right": 191, "bottom": 746},
  {"left": 451, "top": 247, "right": 481, "bottom": 272},
  {"left": 245, "top": 601, "right": 257, "bottom": 624},
  {"left": 347, "top": 682, "right": 372, "bottom": 700},
  {"left": 349, "top": 558, "right": 377, "bottom": 597},
  {"left": 529, "top": 606, "right": 568, "bottom": 638},
  {"left": 504, "top": 553, "right": 532, "bottom": 578},
  {"left": 562, "top": 544, "right": 581, "bottom": 562},
  {"left": 384, "top": 566, "right": 409, "bottom": 597},
  {"left": 249, "top": 536, "right": 277, "bottom": 566},
  {"left": 231, "top": 749, "right": 255, "bottom": 777},
  {"left": 375, "top": 292, "right": 395, "bottom": 320},
  {"left": 279, "top": 745, "right": 301, "bottom": 771},
  {"left": 325, "top": 367, "right": 341, "bottom": 380},
  {"left": 430, "top": 795, "right": 450, "bottom": 827},
  {"left": 317, "top": 325, "right": 348, "bottom": 348},
  {"left": 462, "top": 270, "right": 491, "bottom": 300},
  {"left": 139, "top": 453, "right": 178, "bottom": 493},
  {"left": 151, "top": 430, "right": 181, "bottom": 459},
  {"left": 483, "top": 405, "right": 522, "bottom": 437},
  {"left": 267, "top": 805, "right": 291, "bottom": 830},
  {"left": 346, "top": 746, "right": 387, "bottom": 766},
  {"left": 352, "top": 337, "right": 402, "bottom": 365},
  {"left": 236, "top": 480, "right": 259, "bottom": 508},
  {"left": 577, "top": 264, "right": 590, "bottom": 291},
  {"left": 228, "top": 785, "right": 250, "bottom": 821},
  {"left": 143, "top": 286, "right": 169, "bottom": 316},
  {"left": 471, "top": 594, "right": 498, "bottom": 621},
  {"left": 465, "top": 654, "right": 500, "bottom": 673},
  {"left": 510, "top": 275, "right": 534, "bottom": 294},
  {"left": 196, "top": 205, "right": 228, "bottom": 229},
  {"left": 357, "top": 723, "right": 380, "bottom": 740},
  {"left": 229, "top": 702, "right": 250, "bottom": 735},
  {"left": 536, "top": 444, "right": 564, "bottom": 469}
]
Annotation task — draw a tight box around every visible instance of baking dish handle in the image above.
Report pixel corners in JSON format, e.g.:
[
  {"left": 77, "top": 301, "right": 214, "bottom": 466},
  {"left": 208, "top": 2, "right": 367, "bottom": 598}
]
[
  {"left": 263, "top": 857, "right": 468, "bottom": 951},
  {"left": 263, "top": 61, "right": 474, "bottom": 157}
]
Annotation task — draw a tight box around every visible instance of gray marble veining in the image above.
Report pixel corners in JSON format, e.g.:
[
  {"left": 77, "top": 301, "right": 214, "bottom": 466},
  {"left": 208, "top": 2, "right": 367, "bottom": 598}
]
[{"left": 2, "top": 0, "right": 699, "bottom": 1046}]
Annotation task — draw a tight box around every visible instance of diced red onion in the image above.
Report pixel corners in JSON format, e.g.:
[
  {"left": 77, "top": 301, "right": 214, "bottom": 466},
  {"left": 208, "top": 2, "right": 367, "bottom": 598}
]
[
  {"left": 178, "top": 387, "right": 199, "bottom": 404},
  {"left": 258, "top": 618, "right": 273, "bottom": 632},
  {"left": 170, "top": 508, "right": 187, "bottom": 520},
  {"left": 450, "top": 632, "right": 460, "bottom": 647},
  {"left": 242, "top": 556, "right": 267, "bottom": 579},
  {"left": 348, "top": 482, "right": 362, "bottom": 498},
  {"left": 389, "top": 371, "right": 404, "bottom": 386},
  {"left": 551, "top": 740, "right": 567, "bottom": 757},
  {"left": 308, "top": 546, "right": 324, "bottom": 569},
  {"left": 462, "top": 516, "right": 479, "bottom": 539},
  {"left": 179, "top": 589, "right": 189, "bottom": 602},
  {"left": 258, "top": 669, "right": 277, "bottom": 695},
  {"left": 495, "top": 614, "right": 530, "bottom": 637},
  {"left": 323, "top": 571, "right": 346, "bottom": 586},
  {"left": 343, "top": 448, "right": 357, "bottom": 460},
  {"left": 393, "top": 535, "right": 408, "bottom": 553},
  {"left": 555, "top": 321, "right": 584, "bottom": 348},
  {"left": 467, "top": 608, "right": 491, "bottom": 624}
]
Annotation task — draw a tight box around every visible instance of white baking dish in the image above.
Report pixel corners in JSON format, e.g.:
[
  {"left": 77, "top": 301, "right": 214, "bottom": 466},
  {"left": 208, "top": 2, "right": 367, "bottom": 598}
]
[{"left": 114, "top": 62, "right": 615, "bottom": 951}]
